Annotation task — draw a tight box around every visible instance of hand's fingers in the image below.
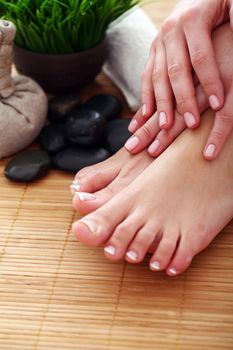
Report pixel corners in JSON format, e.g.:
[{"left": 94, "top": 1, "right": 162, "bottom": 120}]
[
  {"left": 230, "top": 2, "right": 233, "bottom": 30},
  {"left": 128, "top": 39, "right": 157, "bottom": 133},
  {"left": 204, "top": 83, "right": 233, "bottom": 160},
  {"left": 125, "top": 112, "right": 160, "bottom": 154},
  {"left": 152, "top": 34, "right": 174, "bottom": 130},
  {"left": 162, "top": 19, "right": 201, "bottom": 129},
  {"left": 183, "top": 12, "right": 224, "bottom": 112},
  {"left": 148, "top": 83, "right": 209, "bottom": 157}
]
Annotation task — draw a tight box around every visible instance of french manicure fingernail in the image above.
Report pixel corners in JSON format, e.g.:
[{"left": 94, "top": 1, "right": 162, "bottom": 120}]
[
  {"left": 209, "top": 95, "right": 220, "bottom": 110},
  {"left": 142, "top": 104, "right": 147, "bottom": 117},
  {"left": 148, "top": 139, "right": 160, "bottom": 155},
  {"left": 126, "top": 251, "right": 138, "bottom": 261},
  {"left": 70, "top": 184, "right": 81, "bottom": 195},
  {"left": 168, "top": 267, "right": 177, "bottom": 275},
  {"left": 79, "top": 219, "right": 98, "bottom": 233},
  {"left": 150, "top": 261, "right": 161, "bottom": 271},
  {"left": 104, "top": 246, "right": 116, "bottom": 255},
  {"left": 74, "top": 192, "right": 96, "bottom": 201},
  {"left": 205, "top": 144, "right": 216, "bottom": 158},
  {"left": 125, "top": 136, "right": 139, "bottom": 151},
  {"left": 159, "top": 112, "right": 167, "bottom": 127},
  {"left": 184, "top": 112, "right": 196, "bottom": 128},
  {"left": 128, "top": 119, "right": 139, "bottom": 133}
]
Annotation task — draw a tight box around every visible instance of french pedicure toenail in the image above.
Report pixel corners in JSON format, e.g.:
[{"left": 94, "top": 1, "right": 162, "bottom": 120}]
[
  {"left": 159, "top": 112, "right": 167, "bottom": 127},
  {"left": 150, "top": 261, "right": 161, "bottom": 271},
  {"left": 126, "top": 250, "right": 138, "bottom": 261},
  {"left": 79, "top": 219, "right": 98, "bottom": 234},
  {"left": 74, "top": 192, "right": 96, "bottom": 201},
  {"left": 104, "top": 246, "right": 116, "bottom": 255},
  {"left": 125, "top": 136, "right": 139, "bottom": 151},
  {"left": 70, "top": 183, "right": 81, "bottom": 195},
  {"left": 205, "top": 144, "right": 216, "bottom": 158},
  {"left": 209, "top": 95, "right": 220, "bottom": 110},
  {"left": 168, "top": 267, "right": 177, "bottom": 276},
  {"left": 184, "top": 112, "right": 196, "bottom": 128}
]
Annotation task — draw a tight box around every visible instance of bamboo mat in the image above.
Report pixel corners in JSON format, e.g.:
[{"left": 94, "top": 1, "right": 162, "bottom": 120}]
[{"left": 1, "top": 1, "right": 233, "bottom": 349}]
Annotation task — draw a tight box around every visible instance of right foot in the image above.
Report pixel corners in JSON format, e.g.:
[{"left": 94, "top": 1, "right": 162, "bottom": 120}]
[{"left": 71, "top": 148, "right": 153, "bottom": 215}]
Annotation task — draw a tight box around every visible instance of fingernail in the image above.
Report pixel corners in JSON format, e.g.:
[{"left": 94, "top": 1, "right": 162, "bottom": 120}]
[
  {"left": 74, "top": 192, "right": 96, "bottom": 201},
  {"left": 104, "top": 246, "right": 116, "bottom": 255},
  {"left": 70, "top": 184, "right": 81, "bottom": 195},
  {"left": 142, "top": 104, "right": 147, "bottom": 117},
  {"left": 159, "top": 112, "right": 167, "bottom": 127},
  {"left": 209, "top": 95, "right": 220, "bottom": 110},
  {"left": 148, "top": 139, "right": 160, "bottom": 155},
  {"left": 126, "top": 250, "right": 138, "bottom": 261},
  {"left": 128, "top": 119, "right": 139, "bottom": 133},
  {"left": 125, "top": 136, "right": 139, "bottom": 151},
  {"left": 184, "top": 112, "right": 196, "bottom": 128},
  {"left": 168, "top": 267, "right": 177, "bottom": 275},
  {"left": 79, "top": 219, "right": 98, "bottom": 234},
  {"left": 205, "top": 144, "right": 216, "bottom": 158},
  {"left": 150, "top": 261, "right": 161, "bottom": 271}
]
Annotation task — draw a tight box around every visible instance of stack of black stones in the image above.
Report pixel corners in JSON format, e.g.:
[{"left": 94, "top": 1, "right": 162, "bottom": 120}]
[{"left": 5, "top": 94, "right": 132, "bottom": 182}]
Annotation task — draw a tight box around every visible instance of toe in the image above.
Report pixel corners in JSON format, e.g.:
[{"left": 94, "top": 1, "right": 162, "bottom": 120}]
[
  {"left": 166, "top": 234, "right": 195, "bottom": 276},
  {"left": 125, "top": 223, "right": 161, "bottom": 264},
  {"left": 72, "top": 192, "right": 131, "bottom": 247},
  {"left": 150, "top": 231, "right": 180, "bottom": 272},
  {"left": 104, "top": 214, "right": 143, "bottom": 261}
]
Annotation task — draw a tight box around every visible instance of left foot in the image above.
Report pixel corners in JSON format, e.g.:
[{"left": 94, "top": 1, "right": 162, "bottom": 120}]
[{"left": 72, "top": 110, "right": 233, "bottom": 276}]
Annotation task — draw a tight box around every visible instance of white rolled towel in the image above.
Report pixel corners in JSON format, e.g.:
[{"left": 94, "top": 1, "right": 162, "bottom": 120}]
[{"left": 103, "top": 7, "right": 158, "bottom": 112}]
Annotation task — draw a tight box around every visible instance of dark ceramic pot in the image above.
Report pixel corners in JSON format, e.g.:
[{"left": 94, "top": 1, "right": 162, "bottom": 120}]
[{"left": 14, "top": 39, "right": 107, "bottom": 93}]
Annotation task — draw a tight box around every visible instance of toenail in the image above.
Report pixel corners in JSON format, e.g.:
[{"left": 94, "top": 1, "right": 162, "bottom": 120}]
[
  {"left": 168, "top": 267, "right": 177, "bottom": 276},
  {"left": 104, "top": 246, "right": 116, "bottom": 255},
  {"left": 126, "top": 250, "right": 138, "bottom": 261},
  {"left": 78, "top": 219, "right": 98, "bottom": 234},
  {"left": 74, "top": 192, "right": 96, "bottom": 201},
  {"left": 125, "top": 136, "right": 139, "bottom": 152},
  {"left": 150, "top": 261, "right": 161, "bottom": 271},
  {"left": 70, "top": 183, "right": 80, "bottom": 195}
]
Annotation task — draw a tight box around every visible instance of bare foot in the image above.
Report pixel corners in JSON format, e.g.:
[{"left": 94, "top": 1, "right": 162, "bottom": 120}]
[
  {"left": 73, "top": 109, "right": 233, "bottom": 276},
  {"left": 71, "top": 148, "right": 153, "bottom": 215}
]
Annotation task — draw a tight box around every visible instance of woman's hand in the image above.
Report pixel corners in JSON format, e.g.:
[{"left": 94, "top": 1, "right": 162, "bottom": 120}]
[{"left": 128, "top": 0, "right": 233, "bottom": 160}]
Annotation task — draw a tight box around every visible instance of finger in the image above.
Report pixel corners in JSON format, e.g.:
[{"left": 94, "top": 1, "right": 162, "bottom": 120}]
[
  {"left": 204, "top": 84, "right": 233, "bottom": 160},
  {"left": 148, "top": 83, "right": 209, "bottom": 157},
  {"left": 162, "top": 19, "right": 201, "bottom": 129},
  {"left": 183, "top": 16, "right": 224, "bottom": 112},
  {"left": 128, "top": 40, "right": 157, "bottom": 133},
  {"left": 153, "top": 35, "right": 174, "bottom": 130},
  {"left": 230, "top": 2, "right": 233, "bottom": 30},
  {"left": 125, "top": 112, "right": 160, "bottom": 154}
]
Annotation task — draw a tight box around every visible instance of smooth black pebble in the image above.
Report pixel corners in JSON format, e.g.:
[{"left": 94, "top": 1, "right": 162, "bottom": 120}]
[
  {"left": 52, "top": 147, "right": 110, "bottom": 173},
  {"left": 5, "top": 150, "right": 51, "bottom": 182},
  {"left": 39, "top": 124, "right": 69, "bottom": 154},
  {"left": 66, "top": 108, "right": 106, "bottom": 146},
  {"left": 48, "top": 93, "right": 81, "bottom": 122},
  {"left": 85, "top": 94, "right": 122, "bottom": 121},
  {"left": 105, "top": 119, "right": 131, "bottom": 154}
]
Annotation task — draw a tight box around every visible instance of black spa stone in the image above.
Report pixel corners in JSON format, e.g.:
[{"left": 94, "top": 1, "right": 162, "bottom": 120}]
[
  {"left": 52, "top": 147, "right": 110, "bottom": 173},
  {"left": 66, "top": 108, "right": 106, "bottom": 146},
  {"left": 39, "top": 124, "right": 69, "bottom": 154},
  {"left": 4, "top": 150, "right": 51, "bottom": 182},
  {"left": 84, "top": 94, "right": 123, "bottom": 121},
  {"left": 48, "top": 93, "right": 81, "bottom": 122},
  {"left": 105, "top": 119, "right": 131, "bottom": 154}
]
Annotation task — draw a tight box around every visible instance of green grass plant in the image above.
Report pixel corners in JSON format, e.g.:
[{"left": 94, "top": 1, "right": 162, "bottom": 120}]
[{"left": 0, "top": 0, "right": 139, "bottom": 54}]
